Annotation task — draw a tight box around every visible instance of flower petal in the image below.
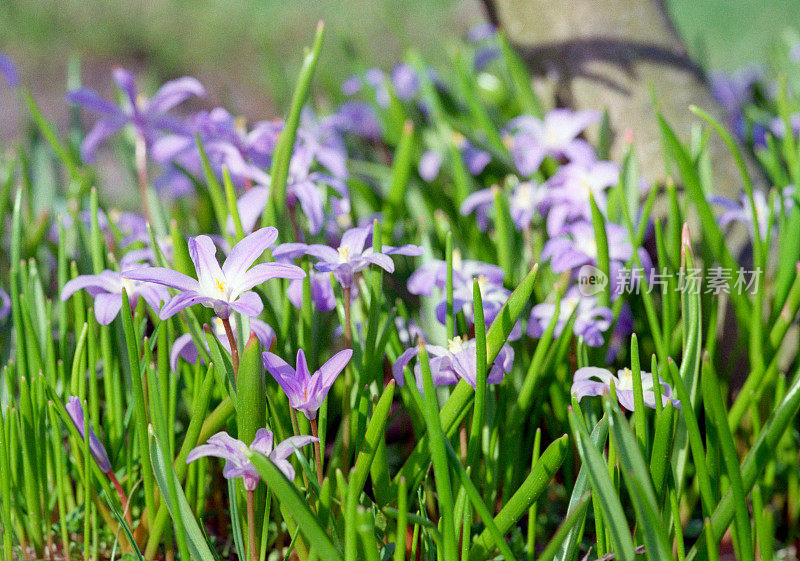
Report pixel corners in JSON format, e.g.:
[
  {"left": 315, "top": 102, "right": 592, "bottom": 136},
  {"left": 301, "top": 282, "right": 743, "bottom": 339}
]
[
  {"left": 222, "top": 227, "right": 279, "bottom": 279},
  {"left": 123, "top": 267, "right": 200, "bottom": 292}
]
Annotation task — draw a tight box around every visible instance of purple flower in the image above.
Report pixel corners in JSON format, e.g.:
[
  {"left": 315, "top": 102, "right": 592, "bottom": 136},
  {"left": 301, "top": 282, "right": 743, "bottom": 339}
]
[
  {"left": 0, "top": 53, "right": 19, "bottom": 88},
  {"left": 390, "top": 64, "right": 420, "bottom": 101},
  {"left": 504, "top": 109, "right": 599, "bottom": 175},
  {"left": 407, "top": 253, "right": 504, "bottom": 297},
  {"left": 67, "top": 68, "right": 204, "bottom": 162},
  {"left": 572, "top": 366, "right": 680, "bottom": 411},
  {"left": 65, "top": 396, "right": 112, "bottom": 472},
  {"left": 298, "top": 107, "right": 350, "bottom": 179},
  {"left": 527, "top": 289, "right": 613, "bottom": 347},
  {"left": 392, "top": 337, "right": 514, "bottom": 389},
  {"left": 186, "top": 429, "right": 317, "bottom": 490},
  {"left": 541, "top": 221, "right": 632, "bottom": 274},
  {"left": 286, "top": 271, "right": 336, "bottom": 312},
  {"left": 152, "top": 108, "right": 278, "bottom": 195},
  {"left": 328, "top": 102, "right": 382, "bottom": 141},
  {"left": 124, "top": 227, "right": 305, "bottom": 320},
  {"left": 538, "top": 159, "right": 619, "bottom": 236},
  {"left": 769, "top": 114, "right": 800, "bottom": 139},
  {"left": 289, "top": 225, "right": 423, "bottom": 287},
  {"left": 61, "top": 268, "right": 170, "bottom": 325},
  {"left": 170, "top": 317, "right": 275, "bottom": 371},
  {"left": 435, "top": 277, "right": 521, "bottom": 340},
  {"left": 461, "top": 181, "right": 546, "bottom": 231},
  {"left": 0, "top": 287, "right": 10, "bottom": 320},
  {"left": 263, "top": 348, "right": 353, "bottom": 420},
  {"left": 712, "top": 188, "right": 792, "bottom": 240},
  {"left": 418, "top": 135, "right": 490, "bottom": 182}
]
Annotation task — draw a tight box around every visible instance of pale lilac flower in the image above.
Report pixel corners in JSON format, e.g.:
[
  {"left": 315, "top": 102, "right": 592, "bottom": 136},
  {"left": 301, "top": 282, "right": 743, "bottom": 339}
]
[
  {"left": 460, "top": 181, "right": 546, "bottom": 231},
  {"left": 0, "top": 287, "right": 10, "bottom": 319},
  {"left": 292, "top": 225, "right": 423, "bottom": 287},
  {"left": 407, "top": 253, "right": 504, "bottom": 297},
  {"left": 539, "top": 159, "right": 619, "bottom": 236},
  {"left": 61, "top": 268, "right": 170, "bottom": 325},
  {"left": 186, "top": 429, "right": 317, "bottom": 489},
  {"left": 390, "top": 64, "right": 420, "bottom": 101},
  {"left": 263, "top": 348, "right": 353, "bottom": 420},
  {"left": 328, "top": 102, "right": 382, "bottom": 140},
  {"left": 418, "top": 136, "right": 490, "bottom": 182},
  {"left": 0, "top": 53, "right": 19, "bottom": 88},
  {"left": 712, "top": 188, "right": 792, "bottom": 240},
  {"left": 67, "top": 68, "right": 204, "bottom": 162},
  {"left": 528, "top": 289, "right": 613, "bottom": 347},
  {"left": 124, "top": 227, "right": 304, "bottom": 319},
  {"left": 392, "top": 337, "right": 514, "bottom": 389},
  {"left": 541, "top": 221, "right": 632, "bottom": 274},
  {"left": 572, "top": 366, "right": 680, "bottom": 411},
  {"left": 170, "top": 317, "right": 275, "bottom": 371},
  {"left": 769, "top": 114, "right": 800, "bottom": 139},
  {"left": 286, "top": 271, "right": 336, "bottom": 312},
  {"left": 435, "top": 277, "right": 521, "bottom": 340},
  {"left": 298, "top": 108, "right": 350, "bottom": 179},
  {"left": 504, "top": 109, "right": 599, "bottom": 175},
  {"left": 65, "top": 396, "right": 112, "bottom": 472}
]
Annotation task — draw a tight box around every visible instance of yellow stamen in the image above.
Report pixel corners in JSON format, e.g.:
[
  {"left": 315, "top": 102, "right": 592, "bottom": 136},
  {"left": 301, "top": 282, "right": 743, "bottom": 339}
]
[{"left": 338, "top": 246, "right": 350, "bottom": 262}]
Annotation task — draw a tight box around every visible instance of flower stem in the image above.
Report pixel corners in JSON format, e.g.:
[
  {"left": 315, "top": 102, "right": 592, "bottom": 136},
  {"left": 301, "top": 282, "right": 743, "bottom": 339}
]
[
  {"left": 107, "top": 471, "right": 132, "bottom": 528},
  {"left": 246, "top": 489, "right": 257, "bottom": 561},
  {"left": 341, "top": 285, "right": 353, "bottom": 470},
  {"left": 310, "top": 418, "right": 323, "bottom": 486},
  {"left": 220, "top": 316, "right": 240, "bottom": 380},
  {"left": 134, "top": 134, "right": 152, "bottom": 225}
]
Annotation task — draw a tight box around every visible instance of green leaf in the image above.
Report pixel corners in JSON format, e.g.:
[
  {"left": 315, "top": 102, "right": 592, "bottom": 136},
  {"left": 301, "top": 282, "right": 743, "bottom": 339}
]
[
  {"left": 248, "top": 450, "right": 343, "bottom": 561},
  {"left": 149, "top": 427, "right": 217, "bottom": 561},
  {"left": 605, "top": 398, "right": 672, "bottom": 561},
  {"left": 568, "top": 407, "right": 635, "bottom": 561},
  {"left": 468, "top": 434, "right": 569, "bottom": 560}
]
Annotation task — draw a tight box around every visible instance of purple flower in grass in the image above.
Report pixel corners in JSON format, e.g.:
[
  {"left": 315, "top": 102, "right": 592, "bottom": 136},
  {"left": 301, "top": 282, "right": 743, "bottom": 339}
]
[
  {"left": 572, "top": 366, "right": 680, "bottom": 411},
  {"left": 0, "top": 287, "right": 10, "bottom": 320},
  {"left": 712, "top": 188, "right": 792, "bottom": 240},
  {"left": 504, "top": 109, "right": 599, "bottom": 175},
  {"left": 390, "top": 64, "right": 420, "bottom": 101},
  {"left": 0, "top": 53, "right": 19, "bottom": 88},
  {"left": 263, "top": 348, "right": 353, "bottom": 420},
  {"left": 65, "top": 396, "right": 112, "bottom": 472},
  {"left": 67, "top": 68, "right": 204, "bottom": 162},
  {"left": 461, "top": 181, "right": 546, "bottom": 231},
  {"left": 435, "top": 278, "right": 522, "bottom": 340},
  {"left": 171, "top": 317, "right": 275, "bottom": 371},
  {"left": 61, "top": 268, "right": 170, "bottom": 325},
  {"left": 528, "top": 289, "right": 613, "bottom": 347},
  {"left": 539, "top": 159, "right": 619, "bottom": 236},
  {"left": 289, "top": 225, "right": 423, "bottom": 287},
  {"left": 187, "top": 429, "right": 317, "bottom": 489},
  {"left": 124, "top": 227, "right": 305, "bottom": 320},
  {"left": 392, "top": 337, "right": 514, "bottom": 390},
  {"left": 286, "top": 271, "right": 337, "bottom": 312},
  {"left": 541, "top": 221, "right": 633, "bottom": 274},
  {"left": 419, "top": 135, "right": 490, "bottom": 182},
  {"left": 408, "top": 254, "right": 504, "bottom": 297}
]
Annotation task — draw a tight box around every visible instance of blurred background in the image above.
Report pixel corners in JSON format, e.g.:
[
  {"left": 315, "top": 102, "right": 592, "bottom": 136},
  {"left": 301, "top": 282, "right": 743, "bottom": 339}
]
[{"left": 3, "top": 0, "right": 800, "bottom": 176}]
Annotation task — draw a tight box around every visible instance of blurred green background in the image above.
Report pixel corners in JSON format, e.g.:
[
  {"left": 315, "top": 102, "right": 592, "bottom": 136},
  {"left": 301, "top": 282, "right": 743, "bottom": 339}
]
[{"left": 2, "top": 0, "right": 800, "bottom": 117}]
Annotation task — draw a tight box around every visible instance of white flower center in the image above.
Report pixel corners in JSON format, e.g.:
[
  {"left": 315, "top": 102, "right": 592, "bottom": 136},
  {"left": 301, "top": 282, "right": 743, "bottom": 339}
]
[
  {"left": 616, "top": 368, "right": 634, "bottom": 391},
  {"left": 447, "top": 336, "right": 464, "bottom": 354},
  {"left": 338, "top": 246, "right": 350, "bottom": 263},
  {"left": 121, "top": 278, "right": 137, "bottom": 294}
]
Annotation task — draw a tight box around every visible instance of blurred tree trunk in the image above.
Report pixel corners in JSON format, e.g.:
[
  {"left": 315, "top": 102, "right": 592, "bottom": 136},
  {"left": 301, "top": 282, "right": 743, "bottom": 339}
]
[{"left": 487, "top": 0, "right": 756, "bottom": 195}]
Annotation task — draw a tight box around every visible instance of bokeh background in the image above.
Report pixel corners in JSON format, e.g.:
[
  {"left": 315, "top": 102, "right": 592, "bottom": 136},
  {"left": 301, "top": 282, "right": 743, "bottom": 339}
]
[{"left": 3, "top": 0, "right": 800, "bottom": 163}]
